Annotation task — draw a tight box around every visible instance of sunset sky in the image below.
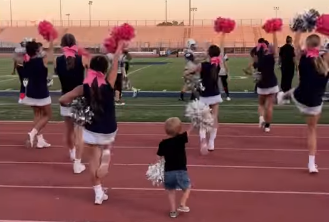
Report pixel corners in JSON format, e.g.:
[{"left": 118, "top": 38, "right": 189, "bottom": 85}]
[{"left": 0, "top": 0, "right": 327, "bottom": 22}]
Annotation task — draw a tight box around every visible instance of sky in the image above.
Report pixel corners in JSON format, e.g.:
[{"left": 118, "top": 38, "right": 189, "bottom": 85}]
[{"left": 0, "top": 0, "right": 328, "bottom": 23}]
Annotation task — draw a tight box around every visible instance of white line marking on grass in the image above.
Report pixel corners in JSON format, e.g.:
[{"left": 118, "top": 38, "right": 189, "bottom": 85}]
[
  {"left": 0, "top": 78, "right": 15, "bottom": 84},
  {"left": 127, "top": 59, "right": 169, "bottom": 77},
  {"left": 0, "top": 185, "right": 328, "bottom": 196}
]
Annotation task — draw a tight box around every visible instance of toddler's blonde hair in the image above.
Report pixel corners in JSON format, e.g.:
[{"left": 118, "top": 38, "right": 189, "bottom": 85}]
[{"left": 165, "top": 117, "right": 182, "bottom": 136}]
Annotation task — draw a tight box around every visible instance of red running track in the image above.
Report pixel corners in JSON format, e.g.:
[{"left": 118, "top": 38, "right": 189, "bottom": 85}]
[{"left": 0, "top": 122, "right": 329, "bottom": 222}]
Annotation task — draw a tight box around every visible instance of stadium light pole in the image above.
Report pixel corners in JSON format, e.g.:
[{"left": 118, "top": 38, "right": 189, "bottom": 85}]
[
  {"left": 273, "top": 6, "right": 279, "bottom": 18},
  {"left": 191, "top": 7, "right": 197, "bottom": 26},
  {"left": 59, "top": 0, "right": 63, "bottom": 26},
  {"left": 188, "top": 0, "right": 191, "bottom": 26},
  {"left": 165, "top": 0, "right": 168, "bottom": 23},
  {"left": 9, "top": 0, "right": 12, "bottom": 26},
  {"left": 66, "top": 13, "right": 70, "bottom": 26},
  {"left": 88, "top": 1, "right": 93, "bottom": 27}
]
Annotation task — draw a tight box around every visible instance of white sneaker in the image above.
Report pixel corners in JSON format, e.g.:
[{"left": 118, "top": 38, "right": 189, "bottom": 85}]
[
  {"left": 73, "top": 162, "right": 86, "bottom": 174},
  {"left": 308, "top": 163, "right": 319, "bottom": 174},
  {"left": 226, "top": 97, "right": 231, "bottom": 101},
  {"left": 26, "top": 133, "right": 35, "bottom": 148},
  {"left": 277, "top": 91, "right": 285, "bottom": 105},
  {"left": 94, "top": 193, "right": 109, "bottom": 205},
  {"left": 200, "top": 139, "right": 209, "bottom": 155},
  {"left": 264, "top": 127, "right": 270, "bottom": 133},
  {"left": 177, "top": 206, "right": 190, "bottom": 213},
  {"left": 208, "top": 141, "right": 215, "bottom": 151},
  {"left": 36, "top": 135, "right": 51, "bottom": 149},
  {"left": 259, "top": 118, "right": 265, "bottom": 128}
]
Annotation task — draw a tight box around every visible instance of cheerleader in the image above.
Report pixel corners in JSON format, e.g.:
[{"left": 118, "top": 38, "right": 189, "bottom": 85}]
[
  {"left": 12, "top": 40, "right": 27, "bottom": 103},
  {"left": 255, "top": 32, "right": 279, "bottom": 132},
  {"left": 197, "top": 44, "right": 222, "bottom": 152},
  {"left": 218, "top": 34, "right": 231, "bottom": 101},
  {"left": 55, "top": 33, "right": 88, "bottom": 174},
  {"left": 22, "top": 39, "right": 53, "bottom": 148},
  {"left": 59, "top": 41, "right": 125, "bottom": 204},
  {"left": 277, "top": 33, "right": 329, "bottom": 173}
]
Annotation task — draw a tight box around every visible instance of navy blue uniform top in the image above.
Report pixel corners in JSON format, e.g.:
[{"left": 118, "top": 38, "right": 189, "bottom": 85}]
[
  {"left": 257, "top": 54, "right": 278, "bottom": 88},
  {"left": 24, "top": 57, "right": 49, "bottom": 99},
  {"left": 83, "top": 81, "right": 117, "bottom": 134},
  {"left": 55, "top": 55, "right": 85, "bottom": 95},
  {"left": 199, "top": 62, "right": 220, "bottom": 97},
  {"left": 294, "top": 55, "right": 329, "bottom": 107},
  {"left": 157, "top": 132, "right": 188, "bottom": 172}
]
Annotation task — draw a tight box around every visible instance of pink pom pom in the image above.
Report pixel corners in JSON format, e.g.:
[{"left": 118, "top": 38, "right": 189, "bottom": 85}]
[
  {"left": 214, "top": 17, "right": 236, "bottom": 33},
  {"left": 103, "top": 36, "right": 117, "bottom": 53},
  {"left": 103, "top": 23, "right": 135, "bottom": 53},
  {"left": 38, "top": 20, "right": 58, "bottom": 41},
  {"left": 77, "top": 47, "right": 90, "bottom": 58},
  {"left": 316, "top": 14, "right": 329, "bottom": 36},
  {"left": 262, "top": 18, "right": 283, "bottom": 33},
  {"left": 111, "top": 23, "right": 135, "bottom": 41}
]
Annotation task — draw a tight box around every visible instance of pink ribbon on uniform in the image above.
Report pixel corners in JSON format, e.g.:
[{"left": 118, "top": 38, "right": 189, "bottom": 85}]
[
  {"left": 83, "top": 69, "right": 106, "bottom": 87},
  {"left": 257, "top": 43, "right": 268, "bottom": 51},
  {"left": 306, "top": 48, "right": 320, "bottom": 58},
  {"left": 210, "top": 57, "right": 220, "bottom": 66},
  {"left": 62, "top": 45, "right": 78, "bottom": 58},
  {"left": 23, "top": 54, "right": 30, "bottom": 62}
]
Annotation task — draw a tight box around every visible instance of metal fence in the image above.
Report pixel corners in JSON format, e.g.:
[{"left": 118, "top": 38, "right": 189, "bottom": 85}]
[{"left": 0, "top": 18, "right": 293, "bottom": 27}]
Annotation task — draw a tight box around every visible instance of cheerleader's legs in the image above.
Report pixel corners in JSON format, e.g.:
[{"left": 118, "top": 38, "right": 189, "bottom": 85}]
[
  {"left": 87, "top": 143, "right": 111, "bottom": 204},
  {"left": 207, "top": 103, "right": 219, "bottom": 151},
  {"left": 258, "top": 94, "right": 274, "bottom": 132},
  {"left": 27, "top": 105, "right": 52, "bottom": 148},
  {"left": 306, "top": 114, "right": 320, "bottom": 173},
  {"left": 64, "top": 117, "right": 75, "bottom": 159}
]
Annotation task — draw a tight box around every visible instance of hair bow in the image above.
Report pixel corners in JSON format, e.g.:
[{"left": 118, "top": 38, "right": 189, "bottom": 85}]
[
  {"left": 24, "top": 54, "right": 30, "bottom": 62},
  {"left": 257, "top": 43, "right": 268, "bottom": 51},
  {"left": 306, "top": 48, "right": 319, "bottom": 58},
  {"left": 83, "top": 69, "right": 106, "bottom": 87},
  {"left": 210, "top": 57, "right": 220, "bottom": 66},
  {"left": 62, "top": 45, "right": 78, "bottom": 58}
]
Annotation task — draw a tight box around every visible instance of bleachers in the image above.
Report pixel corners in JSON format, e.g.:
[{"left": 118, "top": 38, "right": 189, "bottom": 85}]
[{"left": 0, "top": 25, "right": 326, "bottom": 50}]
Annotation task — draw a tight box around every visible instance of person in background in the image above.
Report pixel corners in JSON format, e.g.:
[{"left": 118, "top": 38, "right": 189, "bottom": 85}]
[
  {"left": 218, "top": 33, "right": 231, "bottom": 101},
  {"left": 12, "top": 41, "right": 27, "bottom": 103},
  {"left": 279, "top": 36, "right": 296, "bottom": 103}
]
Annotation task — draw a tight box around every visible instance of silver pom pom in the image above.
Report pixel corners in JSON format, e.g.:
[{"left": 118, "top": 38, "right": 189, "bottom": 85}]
[
  {"left": 185, "top": 100, "right": 214, "bottom": 132},
  {"left": 290, "top": 9, "right": 320, "bottom": 32},
  {"left": 184, "top": 74, "right": 205, "bottom": 91},
  {"left": 69, "top": 97, "right": 94, "bottom": 126},
  {"left": 252, "top": 71, "right": 261, "bottom": 83},
  {"left": 146, "top": 159, "right": 165, "bottom": 186}
]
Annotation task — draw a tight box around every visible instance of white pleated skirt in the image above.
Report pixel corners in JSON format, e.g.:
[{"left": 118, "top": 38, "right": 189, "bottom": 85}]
[
  {"left": 257, "top": 85, "right": 279, "bottom": 95},
  {"left": 21, "top": 96, "right": 51, "bottom": 106},
  {"left": 83, "top": 128, "right": 118, "bottom": 145},
  {"left": 199, "top": 95, "right": 223, "bottom": 105},
  {"left": 291, "top": 89, "right": 323, "bottom": 116}
]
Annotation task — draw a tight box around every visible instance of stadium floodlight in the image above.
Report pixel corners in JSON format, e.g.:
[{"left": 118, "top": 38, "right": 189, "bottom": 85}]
[
  {"left": 2, "top": 0, "right": 13, "bottom": 26},
  {"left": 88, "top": 1, "right": 93, "bottom": 27},
  {"left": 273, "top": 6, "right": 279, "bottom": 18},
  {"left": 66, "top": 13, "right": 70, "bottom": 26}
]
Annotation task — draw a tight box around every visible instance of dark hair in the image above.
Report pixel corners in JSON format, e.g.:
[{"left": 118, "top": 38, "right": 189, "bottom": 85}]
[
  {"left": 88, "top": 56, "right": 109, "bottom": 116},
  {"left": 208, "top": 45, "right": 220, "bottom": 80},
  {"left": 25, "top": 41, "right": 39, "bottom": 57},
  {"left": 286, "top": 36, "right": 292, "bottom": 44},
  {"left": 258, "top": 38, "right": 265, "bottom": 43},
  {"left": 61, "top": 33, "right": 77, "bottom": 70},
  {"left": 37, "top": 42, "right": 43, "bottom": 47}
]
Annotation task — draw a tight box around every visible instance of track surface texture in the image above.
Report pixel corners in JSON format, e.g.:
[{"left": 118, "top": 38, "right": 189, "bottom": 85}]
[{"left": 0, "top": 122, "right": 328, "bottom": 222}]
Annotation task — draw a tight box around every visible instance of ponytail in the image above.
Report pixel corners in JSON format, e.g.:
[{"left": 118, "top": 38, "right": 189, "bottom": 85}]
[
  {"left": 89, "top": 78, "right": 103, "bottom": 117},
  {"left": 314, "top": 57, "right": 328, "bottom": 76},
  {"left": 66, "top": 56, "right": 75, "bottom": 70}
]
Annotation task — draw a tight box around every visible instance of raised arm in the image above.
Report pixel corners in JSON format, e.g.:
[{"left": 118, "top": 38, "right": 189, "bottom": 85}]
[
  {"left": 272, "top": 32, "right": 279, "bottom": 58},
  {"left": 107, "top": 41, "right": 125, "bottom": 88}
]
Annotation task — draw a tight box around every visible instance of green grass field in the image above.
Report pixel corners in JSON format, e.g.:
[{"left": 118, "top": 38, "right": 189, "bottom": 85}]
[
  {"left": 2, "top": 97, "right": 329, "bottom": 124},
  {"left": 0, "top": 57, "right": 299, "bottom": 92}
]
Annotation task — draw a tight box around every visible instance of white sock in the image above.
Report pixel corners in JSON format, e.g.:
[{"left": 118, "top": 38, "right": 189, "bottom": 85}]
[
  {"left": 209, "top": 128, "right": 217, "bottom": 142},
  {"left": 259, "top": 116, "right": 264, "bottom": 122},
  {"left": 37, "top": 134, "right": 43, "bottom": 141},
  {"left": 74, "top": 159, "right": 81, "bottom": 164},
  {"left": 93, "top": 184, "right": 103, "bottom": 197},
  {"left": 199, "top": 129, "right": 206, "bottom": 140},
  {"left": 29, "top": 128, "right": 38, "bottom": 137},
  {"left": 308, "top": 155, "right": 315, "bottom": 165}
]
